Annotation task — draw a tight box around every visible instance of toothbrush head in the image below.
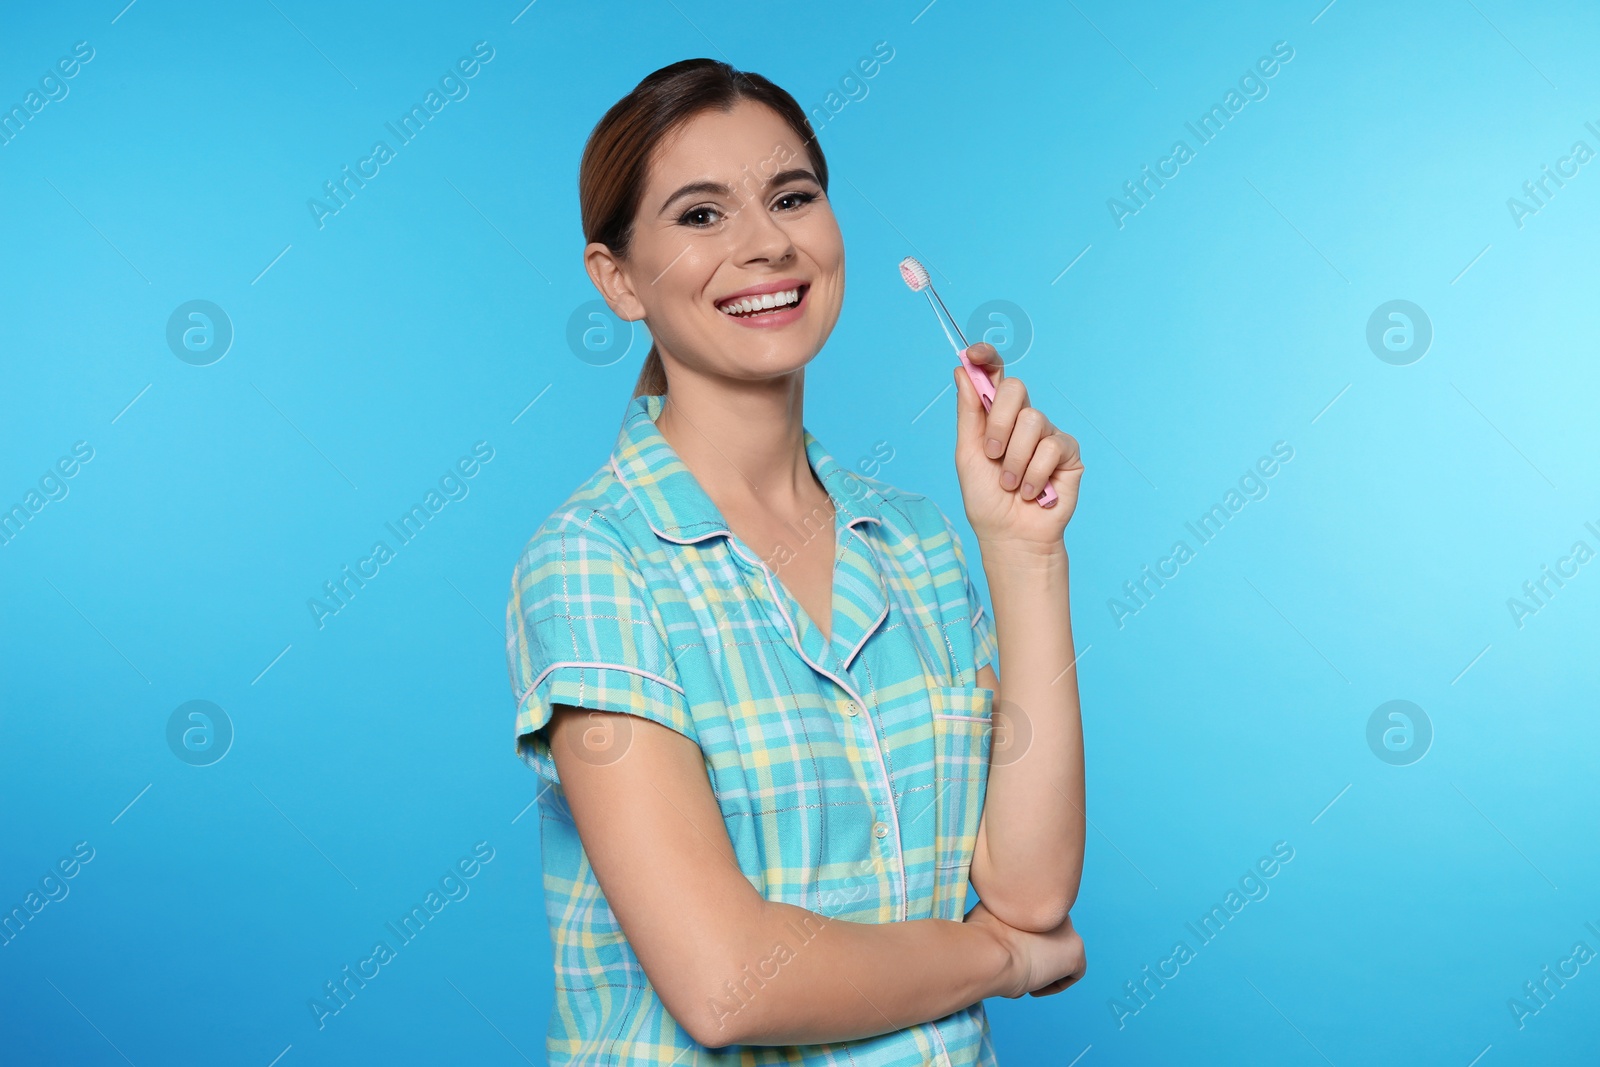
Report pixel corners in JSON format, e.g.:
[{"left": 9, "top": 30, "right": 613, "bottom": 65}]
[
  {"left": 898, "top": 256, "right": 932, "bottom": 292},
  {"left": 899, "top": 254, "right": 967, "bottom": 354}
]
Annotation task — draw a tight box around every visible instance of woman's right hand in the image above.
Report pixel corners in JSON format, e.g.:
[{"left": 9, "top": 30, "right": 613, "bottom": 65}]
[{"left": 964, "top": 899, "right": 1087, "bottom": 999}]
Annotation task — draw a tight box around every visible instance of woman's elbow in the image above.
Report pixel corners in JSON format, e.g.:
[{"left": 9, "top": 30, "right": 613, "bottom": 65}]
[
  {"left": 657, "top": 977, "right": 740, "bottom": 1048},
  {"left": 653, "top": 939, "right": 763, "bottom": 1047},
  {"left": 680, "top": 1003, "right": 743, "bottom": 1050},
  {"left": 1005, "top": 899, "right": 1074, "bottom": 934},
  {"left": 971, "top": 849, "right": 1081, "bottom": 932},
  {"left": 982, "top": 884, "right": 1076, "bottom": 933},
  {"left": 671, "top": 917, "right": 813, "bottom": 1045}
]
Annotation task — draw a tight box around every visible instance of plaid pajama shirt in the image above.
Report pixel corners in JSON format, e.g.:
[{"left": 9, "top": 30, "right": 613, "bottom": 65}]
[{"left": 506, "top": 392, "right": 1002, "bottom": 1066}]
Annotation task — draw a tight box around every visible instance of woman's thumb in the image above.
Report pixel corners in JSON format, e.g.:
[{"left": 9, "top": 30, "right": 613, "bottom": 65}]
[{"left": 953, "top": 364, "right": 986, "bottom": 452}]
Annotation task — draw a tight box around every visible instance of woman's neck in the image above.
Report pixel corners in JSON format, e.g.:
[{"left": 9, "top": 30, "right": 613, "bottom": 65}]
[{"left": 651, "top": 368, "right": 826, "bottom": 520}]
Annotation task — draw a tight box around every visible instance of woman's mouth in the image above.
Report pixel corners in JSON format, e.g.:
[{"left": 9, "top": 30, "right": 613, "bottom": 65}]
[{"left": 714, "top": 284, "right": 809, "bottom": 328}]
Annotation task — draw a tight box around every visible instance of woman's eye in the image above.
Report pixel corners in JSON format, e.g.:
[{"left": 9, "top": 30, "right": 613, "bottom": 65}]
[
  {"left": 680, "top": 206, "right": 722, "bottom": 227},
  {"left": 774, "top": 191, "right": 817, "bottom": 212}
]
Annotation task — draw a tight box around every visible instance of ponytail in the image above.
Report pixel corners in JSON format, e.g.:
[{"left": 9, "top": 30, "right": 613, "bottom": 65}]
[{"left": 630, "top": 344, "right": 667, "bottom": 399}]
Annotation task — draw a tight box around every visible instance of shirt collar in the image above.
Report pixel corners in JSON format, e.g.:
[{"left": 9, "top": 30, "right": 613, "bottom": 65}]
[{"left": 609, "top": 392, "right": 886, "bottom": 545}]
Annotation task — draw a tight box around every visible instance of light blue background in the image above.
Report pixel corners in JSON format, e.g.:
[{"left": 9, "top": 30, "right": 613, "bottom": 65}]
[{"left": 3, "top": 1, "right": 1597, "bottom": 1064}]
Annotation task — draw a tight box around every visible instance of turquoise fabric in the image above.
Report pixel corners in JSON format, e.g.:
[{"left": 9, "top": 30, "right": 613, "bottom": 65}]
[{"left": 506, "top": 392, "right": 1000, "bottom": 1065}]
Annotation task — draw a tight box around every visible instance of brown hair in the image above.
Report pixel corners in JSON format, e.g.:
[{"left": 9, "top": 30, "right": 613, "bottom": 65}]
[{"left": 577, "top": 59, "right": 829, "bottom": 401}]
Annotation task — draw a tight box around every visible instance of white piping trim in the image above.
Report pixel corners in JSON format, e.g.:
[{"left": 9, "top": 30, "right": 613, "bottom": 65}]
[
  {"left": 837, "top": 524, "right": 890, "bottom": 672},
  {"left": 929, "top": 1020, "right": 953, "bottom": 1066},
  {"left": 609, "top": 453, "right": 886, "bottom": 545},
  {"left": 529, "top": 660, "right": 685, "bottom": 695},
  {"left": 839, "top": 598, "right": 889, "bottom": 672},
  {"left": 610, "top": 455, "right": 728, "bottom": 546}
]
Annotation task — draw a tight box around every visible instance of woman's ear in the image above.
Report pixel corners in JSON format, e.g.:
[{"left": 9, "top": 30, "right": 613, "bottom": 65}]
[{"left": 584, "top": 242, "right": 646, "bottom": 322}]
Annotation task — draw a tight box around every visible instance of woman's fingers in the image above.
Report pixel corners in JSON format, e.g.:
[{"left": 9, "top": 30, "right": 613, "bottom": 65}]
[
  {"left": 1025, "top": 953, "right": 1085, "bottom": 997},
  {"left": 977, "top": 369, "right": 1080, "bottom": 500},
  {"left": 1019, "top": 430, "right": 1081, "bottom": 501},
  {"left": 965, "top": 340, "right": 1004, "bottom": 384},
  {"left": 997, "top": 398, "right": 1049, "bottom": 493},
  {"left": 1015, "top": 430, "right": 1062, "bottom": 502},
  {"left": 1028, "top": 973, "right": 1082, "bottom": 997},
  {"left": 983, "top": 373, "right": 1030, "bottom": 462}
]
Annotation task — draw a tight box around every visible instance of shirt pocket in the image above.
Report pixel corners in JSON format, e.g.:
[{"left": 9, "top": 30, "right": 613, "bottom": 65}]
[{"left": 928, "top": 684, "right": 994, "bottom": 917}]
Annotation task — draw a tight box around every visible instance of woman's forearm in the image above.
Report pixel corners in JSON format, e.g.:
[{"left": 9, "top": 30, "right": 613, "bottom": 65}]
[
  {"left": 970, "top": 540, "right": 1086, "bottom": 931},
  {"left": 702, "top": 899, "right": 1014, "bottom": 1047}
]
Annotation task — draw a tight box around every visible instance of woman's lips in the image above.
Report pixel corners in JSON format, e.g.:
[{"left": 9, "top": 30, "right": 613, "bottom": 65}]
[{"left": 716, "top": 284, "right": 809, "bottom": 329}]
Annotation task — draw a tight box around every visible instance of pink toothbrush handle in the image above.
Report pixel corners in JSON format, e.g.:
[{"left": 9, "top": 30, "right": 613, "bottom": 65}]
[{"left": 957, "top": 347, "right": 1058, "bottom": 508}]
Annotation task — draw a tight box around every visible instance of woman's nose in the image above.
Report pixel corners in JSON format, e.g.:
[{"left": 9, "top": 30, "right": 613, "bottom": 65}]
[{"left": 729, "top": 201, "right": 796, "bottom": 265}]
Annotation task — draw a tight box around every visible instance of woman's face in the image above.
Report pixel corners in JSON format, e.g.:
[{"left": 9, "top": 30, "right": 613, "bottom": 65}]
[{"left": 591, "top": 99, "right": 845, "bottom": 383}]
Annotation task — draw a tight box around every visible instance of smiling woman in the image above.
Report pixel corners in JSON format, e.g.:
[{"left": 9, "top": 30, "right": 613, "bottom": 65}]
[
  {"left": 505, "top": 58, "right": 1088, "bottom": 1066},
  {"left": 576, "top": 61, "right": 843, "bottom": 402}
]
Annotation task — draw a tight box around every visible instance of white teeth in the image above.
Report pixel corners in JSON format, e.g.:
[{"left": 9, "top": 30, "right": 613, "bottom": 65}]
[{"left": 719, "top": 288, "right": 801, "bottom": 316}]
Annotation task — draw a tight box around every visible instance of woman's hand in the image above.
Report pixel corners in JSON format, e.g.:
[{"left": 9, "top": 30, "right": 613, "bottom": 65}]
[
  {"left": 952, "top": 343, "right": 1083, "bottom": 550},
  {"left": 964, "top": 898, "right": 1087, "bottom": 999}
]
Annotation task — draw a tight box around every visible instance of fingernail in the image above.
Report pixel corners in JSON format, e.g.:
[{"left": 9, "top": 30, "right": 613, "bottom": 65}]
[
  {"left": 986, "top": 438, "right": 1002, "bottom": 458},
  {"left": 1021, "top": 482, "right": 1035, "bottom": 498},
  {"left": 1001, "top": 471, "right": 1018, "bottom": 490}
]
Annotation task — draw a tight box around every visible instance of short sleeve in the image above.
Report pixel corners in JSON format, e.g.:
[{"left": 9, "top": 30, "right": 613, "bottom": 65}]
[
  {"left": 505, "top": 511, "right": 696, "bottom": 785},
  {"left": 935, "top": 504, "right": 999, "bottom": 677},
  {"left": 967, "top": 571, "right": 999, "bottom": 676}
]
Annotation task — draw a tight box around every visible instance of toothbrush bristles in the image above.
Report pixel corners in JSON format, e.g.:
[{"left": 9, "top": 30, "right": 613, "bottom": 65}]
[
  {"left": 897, "top": 255, "right": 969, "bottom": 352},
  {"left": 898, "top": 257, "right": 931, "bottom": 292}
]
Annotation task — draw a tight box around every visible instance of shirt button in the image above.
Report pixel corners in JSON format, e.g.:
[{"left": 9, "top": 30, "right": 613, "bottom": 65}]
[
  {"left": 845, "top": 700, "right": 859, "bottom": 717},
  {"left": 872, "top": 821, "right": 889, "bottom": 839}
]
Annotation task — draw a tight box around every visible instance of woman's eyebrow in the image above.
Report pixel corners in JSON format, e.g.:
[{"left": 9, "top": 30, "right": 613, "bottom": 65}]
[{"left": 658, "top": 168, "right": 821, "bottom": 214}]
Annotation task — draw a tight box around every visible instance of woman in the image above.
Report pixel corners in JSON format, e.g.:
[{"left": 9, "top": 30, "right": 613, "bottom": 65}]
[{"left": 505, "top": 58, "right": 1087, "bottom": 1065}]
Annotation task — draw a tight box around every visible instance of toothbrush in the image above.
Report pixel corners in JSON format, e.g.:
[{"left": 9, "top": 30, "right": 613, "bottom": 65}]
[{"left": 898, "top": 256, "right": 1058, "bottom": 508}]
